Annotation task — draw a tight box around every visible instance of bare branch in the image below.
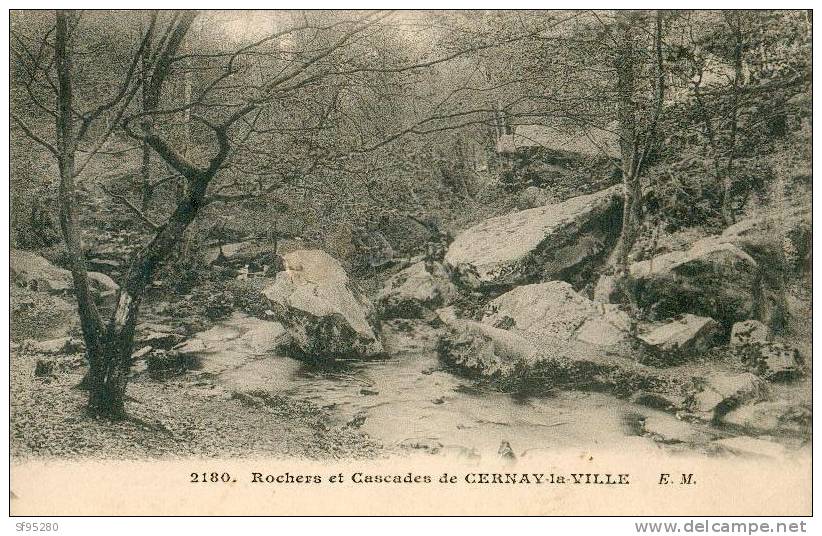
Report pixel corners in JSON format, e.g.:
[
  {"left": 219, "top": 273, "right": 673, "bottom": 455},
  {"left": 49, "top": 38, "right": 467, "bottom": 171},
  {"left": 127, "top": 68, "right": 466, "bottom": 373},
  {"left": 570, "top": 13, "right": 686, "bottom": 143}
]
[
  {"left": 100, "top": 185, "right": 161, "bottom": 230},
  {"left": 75, "top": 13, "right": 157, "bottom": 142},
  {"left": 11, "top": 113, "right": 58, "bottom": 156}
]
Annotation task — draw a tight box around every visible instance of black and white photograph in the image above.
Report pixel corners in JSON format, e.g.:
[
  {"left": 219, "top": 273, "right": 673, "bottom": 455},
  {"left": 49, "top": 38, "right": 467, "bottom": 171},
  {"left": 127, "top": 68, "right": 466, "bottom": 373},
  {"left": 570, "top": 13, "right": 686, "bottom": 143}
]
[{"left": 6, "top": 6, "right": 814, "bottom": 518}]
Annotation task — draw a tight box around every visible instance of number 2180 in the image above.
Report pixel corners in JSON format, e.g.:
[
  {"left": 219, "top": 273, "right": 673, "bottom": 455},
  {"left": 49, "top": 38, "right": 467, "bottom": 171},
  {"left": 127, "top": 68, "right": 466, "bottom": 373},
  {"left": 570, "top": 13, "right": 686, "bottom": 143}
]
[{"left": 190, "top": 472, "right": 234, "bottom": 483}]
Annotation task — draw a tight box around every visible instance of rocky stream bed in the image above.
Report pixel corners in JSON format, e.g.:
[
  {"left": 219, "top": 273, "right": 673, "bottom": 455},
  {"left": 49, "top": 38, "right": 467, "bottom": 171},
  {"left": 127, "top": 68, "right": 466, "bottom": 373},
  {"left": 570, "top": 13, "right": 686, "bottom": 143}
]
[{"left": 11, "top": 184, "right": 811, "bottom": 462}]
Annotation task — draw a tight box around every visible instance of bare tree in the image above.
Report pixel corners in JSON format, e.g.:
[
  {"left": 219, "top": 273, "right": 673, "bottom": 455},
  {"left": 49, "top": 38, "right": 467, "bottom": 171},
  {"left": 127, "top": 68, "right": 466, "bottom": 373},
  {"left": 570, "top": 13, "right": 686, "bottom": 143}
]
[
  {"left": 48, "top": 10, "right": 202, "bottom": 416},
  {"left": 611, "top": 10, "right": 666, "bottom": 272},
  {"left": 13, "top": 9, "right": 541, "bottom": 417},
  {"left": 722, "top": 10, "right": 744, "bottom": 226}
]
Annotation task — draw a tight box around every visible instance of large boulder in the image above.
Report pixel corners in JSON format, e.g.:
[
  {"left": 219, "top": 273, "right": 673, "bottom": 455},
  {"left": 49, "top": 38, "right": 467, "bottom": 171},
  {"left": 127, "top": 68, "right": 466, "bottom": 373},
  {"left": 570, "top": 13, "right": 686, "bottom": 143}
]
[
  {"left": 10, "top": 248, "right": 119, "bottom": 302},
  {"left": 481, "top": 281, "right": 631, "bottom": 346},
  {"left": 720, "top": 204, "right": 811, "bottom": 273},
  {"left": 437, "top": 313, "right": 669, "bottom": 397},
  {"left": 11, "top": 249, "right": 72, "bottom": 293},
  {"left": 437, "top": 319, "right": 538, "bottom": 378},
  {"left": 377, "top": 261, "right": 459, "bottom": 319},
  {"left": 720, "top": 206, "right": 810, "bottom": 328},
  {"left": 627, "top": 238, "right": 762, "bottom": 326},
  {"left": 622, "top": 207, "right": 810, "bottom": 329},
  {"left": 444, "top": 185, "right": 622, "bottom": 289},
  {"left": 262, "top": 250, "right": 384, "bottom": 359}
]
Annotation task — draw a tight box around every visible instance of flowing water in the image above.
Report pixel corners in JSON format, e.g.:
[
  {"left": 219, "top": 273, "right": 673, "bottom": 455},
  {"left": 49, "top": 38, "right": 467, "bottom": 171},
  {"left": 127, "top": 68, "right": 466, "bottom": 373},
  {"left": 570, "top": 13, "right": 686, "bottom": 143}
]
[{"left": 198, "top": 314, "right": 726, "bottom": 459}]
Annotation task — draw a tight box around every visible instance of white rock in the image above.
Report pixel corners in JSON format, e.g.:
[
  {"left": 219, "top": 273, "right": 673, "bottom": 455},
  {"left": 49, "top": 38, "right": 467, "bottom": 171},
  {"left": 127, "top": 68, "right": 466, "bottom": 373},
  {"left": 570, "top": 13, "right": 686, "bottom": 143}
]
[
  {"left": 437, "top": 318, "right": 538, "bottom": 377},
  {"left": 377, "top": 261, "right": 458, "bottom": 319},
  {"left": 482, "top": 281, "right": 630, "bottom": 346},
  {"left": 445, "top": 185, "right": 622, "bottom": 288},
  {"left": 642, "top": 414, "right": 708, "bottom": 444},
  {"left": 638, "top": 314, "right": 721, "bottom": 357},
  {"left": 689, "top": 372, "right": 769, "bottom": 419},
  {"left": 262, "top": 250, "right": 383, "bottom": 359},
  {"left": 10, "top": 248, "right": 119, "bottom": 303}
]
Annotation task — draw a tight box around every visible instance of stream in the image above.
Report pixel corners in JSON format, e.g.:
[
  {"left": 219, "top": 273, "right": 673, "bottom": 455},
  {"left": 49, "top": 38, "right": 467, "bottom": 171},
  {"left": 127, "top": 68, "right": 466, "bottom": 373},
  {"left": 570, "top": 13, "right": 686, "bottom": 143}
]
[{"left": 185, "top": 313, "right": 740, "bottom": 460}]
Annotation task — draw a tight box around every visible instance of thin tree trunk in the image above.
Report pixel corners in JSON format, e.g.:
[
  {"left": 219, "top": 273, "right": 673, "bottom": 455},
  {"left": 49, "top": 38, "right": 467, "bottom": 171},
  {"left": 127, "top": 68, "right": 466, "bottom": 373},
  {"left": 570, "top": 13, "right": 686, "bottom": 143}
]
[
  {"left": 56, "top": 11, "right": 118, "bottom": 413},
  {"left": 140, "top": 16, "right": 155, "bottom": 212},
  {"left": 723, "top": 12, "right": 743, "bottom": 226},
  {"left": 692, "top": 69, "right": 721, "bottom": 196},
  {"left": 613, "top": 11, "right": 665, "bottom": 273},
  {"left": 177, "top": 46, "right": 192, "bottom": 205},
  {"left": 175, "top": 51, "right": 194, "bottom": 259},
  {"left": 613, "top": 11, "right": 641, "bottom": 273},
  {"left": 55, "top": 10, "right": 106, "bottom": 364},
  {"left": 140, "top": 149, "right": 152, "bottom": 211}
]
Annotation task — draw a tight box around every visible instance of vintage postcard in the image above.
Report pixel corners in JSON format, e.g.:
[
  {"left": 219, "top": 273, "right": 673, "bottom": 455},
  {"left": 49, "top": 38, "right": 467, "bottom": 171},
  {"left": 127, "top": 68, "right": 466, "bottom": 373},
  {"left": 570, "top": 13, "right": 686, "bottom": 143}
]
[{"left": 7, "top": 8, "right": 812, "bottom": 517}]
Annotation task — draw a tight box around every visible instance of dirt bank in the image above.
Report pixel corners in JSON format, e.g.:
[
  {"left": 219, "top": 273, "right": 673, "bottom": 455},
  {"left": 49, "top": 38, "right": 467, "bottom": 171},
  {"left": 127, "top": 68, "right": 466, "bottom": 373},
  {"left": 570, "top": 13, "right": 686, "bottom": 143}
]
[{"left": 10, "top": 350, "right": 382, "bottom": 461}]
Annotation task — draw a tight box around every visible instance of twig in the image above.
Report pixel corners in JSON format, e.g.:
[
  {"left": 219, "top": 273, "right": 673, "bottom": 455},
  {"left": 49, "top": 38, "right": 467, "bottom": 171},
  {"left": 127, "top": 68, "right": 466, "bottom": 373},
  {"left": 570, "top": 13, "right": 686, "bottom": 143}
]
[{"left": 100, "top": 185, "right": 160, "bottom": 230}]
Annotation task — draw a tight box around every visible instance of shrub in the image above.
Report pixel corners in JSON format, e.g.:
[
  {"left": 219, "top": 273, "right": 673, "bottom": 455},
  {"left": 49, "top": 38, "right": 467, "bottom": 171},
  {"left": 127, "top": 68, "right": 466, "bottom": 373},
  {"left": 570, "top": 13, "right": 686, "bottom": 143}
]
[{"left": 203, "top": 290, "right": 234, "bottom": 321}]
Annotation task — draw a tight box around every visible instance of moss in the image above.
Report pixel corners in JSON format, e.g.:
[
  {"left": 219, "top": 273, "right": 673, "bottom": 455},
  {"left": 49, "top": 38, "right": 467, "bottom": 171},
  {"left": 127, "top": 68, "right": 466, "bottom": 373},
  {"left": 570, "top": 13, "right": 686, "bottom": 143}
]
[{"left": 492, "top": 353, "right": 669, "bottom": 399}]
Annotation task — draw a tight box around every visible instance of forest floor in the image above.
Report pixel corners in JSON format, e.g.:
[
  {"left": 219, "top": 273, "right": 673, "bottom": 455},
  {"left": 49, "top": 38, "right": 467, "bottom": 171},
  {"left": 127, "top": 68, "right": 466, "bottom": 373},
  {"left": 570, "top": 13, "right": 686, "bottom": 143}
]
[{"left": 10, "top": 349, "right": 383, "bottom": 461}]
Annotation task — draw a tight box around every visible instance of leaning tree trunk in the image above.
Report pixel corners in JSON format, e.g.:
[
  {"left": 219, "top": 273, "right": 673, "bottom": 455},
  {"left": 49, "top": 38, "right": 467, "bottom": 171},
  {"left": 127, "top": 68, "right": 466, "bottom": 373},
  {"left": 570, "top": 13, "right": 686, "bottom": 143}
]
[
  {"left": 86, "top": 177, "right": 211, "bottom": 417},
  {"left": 139, "top": 15, "right": 157, "bottom": 212}
]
